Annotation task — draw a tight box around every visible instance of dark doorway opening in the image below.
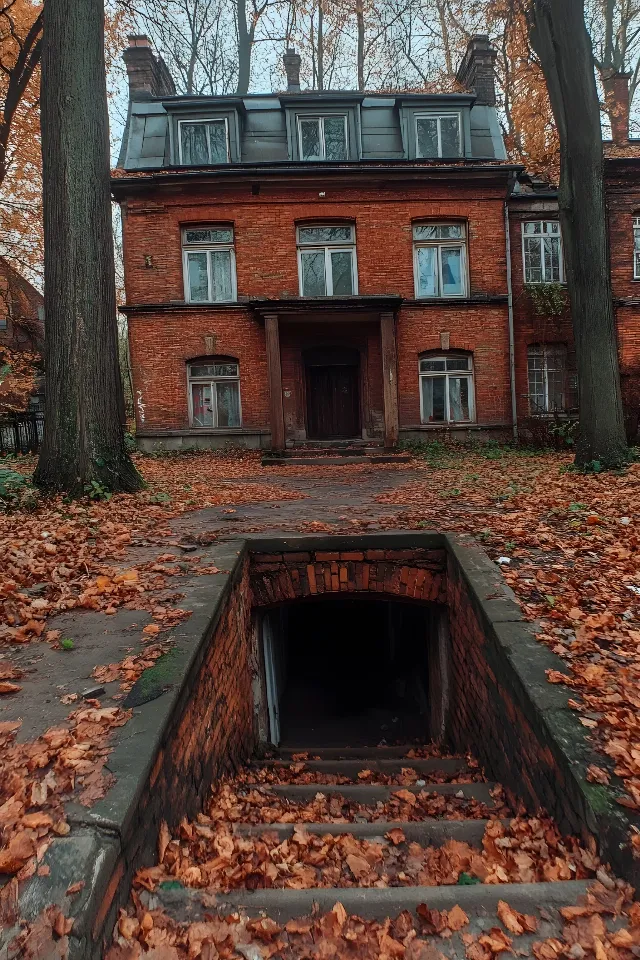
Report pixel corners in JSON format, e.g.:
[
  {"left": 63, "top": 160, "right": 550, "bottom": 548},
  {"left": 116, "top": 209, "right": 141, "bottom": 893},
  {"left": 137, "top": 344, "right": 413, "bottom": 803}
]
[
  {"left": 304, "top": 346, "right": 360, "bottom": 440},
  {"left": 261, "top": 596, "right": 444, "bottom": 747}
]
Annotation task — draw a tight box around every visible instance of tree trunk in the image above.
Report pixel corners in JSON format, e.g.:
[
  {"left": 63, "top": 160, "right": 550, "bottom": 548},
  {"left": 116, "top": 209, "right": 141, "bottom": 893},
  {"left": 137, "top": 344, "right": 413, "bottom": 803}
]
[
  {"left": 527, "top": 0, "right": 628, "bottom": 468},
  {"left": 34, "top": 0, "right": 142, "bottom": 496},
  {"left": 237, "top": 0, "right": 251, "bottom": 94},
  {"left": 356, "top": 0, "right": 365, "bottom": 92}
]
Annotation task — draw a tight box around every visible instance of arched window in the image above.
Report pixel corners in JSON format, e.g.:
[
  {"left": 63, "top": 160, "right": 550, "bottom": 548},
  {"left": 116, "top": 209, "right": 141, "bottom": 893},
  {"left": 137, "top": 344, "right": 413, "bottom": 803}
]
[
  {"left": 419, "top": 353, "right": 475, "bottom": 424},
  {"left": 297, "top": 224, "right": 358, "bottom": 296},
  {"left": 413, "top": 223, "right": 467, "bottom": 298},
  {"left": 188, "top": 357, "right": 241, "bottom": 428}
]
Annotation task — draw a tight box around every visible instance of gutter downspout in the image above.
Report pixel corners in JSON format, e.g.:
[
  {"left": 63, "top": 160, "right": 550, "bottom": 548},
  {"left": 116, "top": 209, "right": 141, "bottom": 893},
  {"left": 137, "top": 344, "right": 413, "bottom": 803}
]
[{"left": 504, "top": 180, "right": 518, "bottom": 443}]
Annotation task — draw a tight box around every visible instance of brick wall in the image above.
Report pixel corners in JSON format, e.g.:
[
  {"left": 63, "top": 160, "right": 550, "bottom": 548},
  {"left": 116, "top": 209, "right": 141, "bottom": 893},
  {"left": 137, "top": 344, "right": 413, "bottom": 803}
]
[
  {"left": 120, "top": 178, "right": 513, "bottom": 436},
  {"left": 95, "top": 556, "right": 256, "bottom": 952},
  {"left": 249, "top": 547, "right": 448, "bottom": 605}
]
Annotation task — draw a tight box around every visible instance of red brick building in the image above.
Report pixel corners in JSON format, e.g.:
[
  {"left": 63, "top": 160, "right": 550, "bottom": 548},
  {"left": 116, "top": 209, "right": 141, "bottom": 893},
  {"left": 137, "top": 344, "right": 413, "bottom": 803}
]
[
  {"left": 114, "top": 36, "right": 640, "bottom": 452},
  {"left": 0, "top": 257, "right": 45, "bottom": 411}
]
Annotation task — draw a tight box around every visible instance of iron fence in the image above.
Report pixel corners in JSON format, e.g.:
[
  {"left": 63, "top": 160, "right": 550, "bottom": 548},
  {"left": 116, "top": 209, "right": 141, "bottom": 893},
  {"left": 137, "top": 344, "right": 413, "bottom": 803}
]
[{"left": 0, "top": 411, "right": 44, "bottom": 456}]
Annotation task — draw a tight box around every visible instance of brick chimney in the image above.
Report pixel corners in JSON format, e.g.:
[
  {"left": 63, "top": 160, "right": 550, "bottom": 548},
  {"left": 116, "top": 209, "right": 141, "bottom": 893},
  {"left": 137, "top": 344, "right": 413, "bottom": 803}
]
[
  {"left": 283, "top": 47, "right": 301, "bottom": 93},
  {"left": 123, "top": 35, "right": 176, "bottom": 99},
  {"left": 602, "top": 70, "right": 631, "bottom": 144},
  {"left": 455, "top": 35, "right": 497, "bottom": 107}
]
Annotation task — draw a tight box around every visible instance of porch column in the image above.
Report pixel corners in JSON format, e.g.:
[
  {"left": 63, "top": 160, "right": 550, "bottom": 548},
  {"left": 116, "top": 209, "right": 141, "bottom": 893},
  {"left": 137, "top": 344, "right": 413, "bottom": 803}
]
[
  {"left": 380, "top": 311, "right": 399, "bottom": 449},
  {"left": 264, "top": 313, "right": 285, "bottom": 452}
]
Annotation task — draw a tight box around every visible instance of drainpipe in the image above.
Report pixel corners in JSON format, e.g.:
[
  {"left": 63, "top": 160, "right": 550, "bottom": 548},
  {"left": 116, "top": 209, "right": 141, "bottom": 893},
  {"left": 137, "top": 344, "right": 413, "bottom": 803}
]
[{"left": 504, "top": 185, "right": 518, "bottom": 443}]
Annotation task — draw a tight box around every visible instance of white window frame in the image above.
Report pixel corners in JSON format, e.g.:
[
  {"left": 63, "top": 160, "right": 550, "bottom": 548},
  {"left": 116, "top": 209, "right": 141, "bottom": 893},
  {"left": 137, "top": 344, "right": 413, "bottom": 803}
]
[
  {"left": 187, "top": 360, "right": 242, "bottom": 428},
  {"left": 296, "top": 224, "right": 358, "bottom": 296},
  {"left": 297, "top": 115, "right": 349, "bottom": 161},
  {"left": 413, "top": 223, "right": 468, "bottom": 299},
  {"left": 527, "top": 344, "right": 577, "bottom": 416},
  {"left": 415, "top": 113, "right": 462, "bottom": 158},
  {"left": 634, "top": 217, "right": 640, "bottom": 279},
  {"left": 178, "top": 118, "right": 230, "bottom": 164},
  {"left": 522, "top": 220, "right": 564, "bottom": 284},
  {"left": 182, "top": 225, "right": 237, "bottom": 303},
  {"left": 418, "top": 354, "right": 475, "bottom": 424}
]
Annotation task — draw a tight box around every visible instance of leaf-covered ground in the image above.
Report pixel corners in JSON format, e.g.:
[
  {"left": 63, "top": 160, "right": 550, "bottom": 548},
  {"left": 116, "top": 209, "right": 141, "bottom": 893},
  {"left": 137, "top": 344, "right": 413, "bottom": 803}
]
[{"left": 2, "top": 443, "right": 640, "bottom": 959}]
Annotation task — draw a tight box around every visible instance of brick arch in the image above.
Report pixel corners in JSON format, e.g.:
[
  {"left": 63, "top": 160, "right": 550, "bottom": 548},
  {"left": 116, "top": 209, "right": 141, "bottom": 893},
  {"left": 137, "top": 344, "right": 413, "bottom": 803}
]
[{"left": 249, "top": 547, "right": 447, "bottom": 608}]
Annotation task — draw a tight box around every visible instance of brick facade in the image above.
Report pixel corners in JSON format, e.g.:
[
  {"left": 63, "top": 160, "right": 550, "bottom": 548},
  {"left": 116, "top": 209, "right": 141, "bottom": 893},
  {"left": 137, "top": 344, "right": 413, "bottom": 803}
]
[{"left": 116, "top": 127, "right": 640, "bottom": 451}]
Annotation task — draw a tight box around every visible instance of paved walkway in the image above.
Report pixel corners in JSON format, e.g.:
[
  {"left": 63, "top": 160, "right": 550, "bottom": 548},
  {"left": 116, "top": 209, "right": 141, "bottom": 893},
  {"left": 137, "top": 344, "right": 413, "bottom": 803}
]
[{"left": 1, "top": 467, "right": 422, "bottom": 746}]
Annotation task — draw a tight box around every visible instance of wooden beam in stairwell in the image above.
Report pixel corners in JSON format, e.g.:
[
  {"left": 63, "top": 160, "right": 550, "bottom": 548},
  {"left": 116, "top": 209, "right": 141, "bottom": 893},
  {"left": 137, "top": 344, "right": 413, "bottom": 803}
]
[
  {"left": 264, "top": 313, "right": 285, "bottom": 452},
  {"left": 380, "top": 311, "right": 399, "bottom": 450}
]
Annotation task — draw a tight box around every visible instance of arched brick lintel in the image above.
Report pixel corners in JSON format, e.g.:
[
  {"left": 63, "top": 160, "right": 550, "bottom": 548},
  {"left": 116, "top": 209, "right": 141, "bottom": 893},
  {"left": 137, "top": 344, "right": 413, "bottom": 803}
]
[{"left": 249, "top": 547, "right": 448, "bottom": 608}]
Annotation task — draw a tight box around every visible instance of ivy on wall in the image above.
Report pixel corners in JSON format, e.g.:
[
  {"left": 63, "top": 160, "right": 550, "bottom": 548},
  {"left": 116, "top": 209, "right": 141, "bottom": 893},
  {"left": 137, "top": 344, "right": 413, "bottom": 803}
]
[{"left": 525, "top": 283, "right": 569, "bottom": 318}]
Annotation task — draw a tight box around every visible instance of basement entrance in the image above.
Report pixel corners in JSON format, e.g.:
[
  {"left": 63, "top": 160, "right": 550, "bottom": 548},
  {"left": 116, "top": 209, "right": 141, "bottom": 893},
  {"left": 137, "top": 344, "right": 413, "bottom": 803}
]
[{"left": 259, "top": 596, "right": 448, "bottom": 747}]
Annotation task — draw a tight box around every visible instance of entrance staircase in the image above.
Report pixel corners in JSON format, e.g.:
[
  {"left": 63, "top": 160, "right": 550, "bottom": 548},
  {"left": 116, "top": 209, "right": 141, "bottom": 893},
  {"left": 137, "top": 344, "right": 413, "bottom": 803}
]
[
  {"left": 262, "top": 440, "right": 412, "bottom": 466},
  {"left": 133, "top": 744, "right": 610, "bottom": 958}
]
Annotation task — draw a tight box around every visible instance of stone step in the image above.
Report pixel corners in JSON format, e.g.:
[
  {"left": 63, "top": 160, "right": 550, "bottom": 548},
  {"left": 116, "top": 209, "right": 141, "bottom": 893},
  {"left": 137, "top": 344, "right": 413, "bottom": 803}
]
[
  {"left": 146, "top": 878, "right": 590, "bottom": 926},
  {"left": 262, "top": 454, "right": 412, "bottom": 466},
  {"left": 232, "top": 818, "right": 505, "bottom": 845},
  {"left": 243, "top": 782, "right": 498, "bottom": 806},
  {"left": 276, "top": 745, "right": 438, "bottom": 760},
  {"left": 255, "top": 757, "right": 473, "bottom": 779}
]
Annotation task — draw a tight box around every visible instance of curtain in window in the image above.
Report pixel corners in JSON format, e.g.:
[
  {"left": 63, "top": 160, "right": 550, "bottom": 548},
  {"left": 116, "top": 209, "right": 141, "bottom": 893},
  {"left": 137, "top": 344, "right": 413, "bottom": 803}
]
[
  {"left": 191, "top": 384, "right": 214, "bottom": 426},
  {"left": 449, "top": 377, "right": 470, "bottom": 420},
  {"left": 417, "top": 247, "right": 437, "bottom": 296},
  {"left": 210, "top": 250, "right": 233, "bottom": 301},
  {"left": 187, "top": 253, "right": 209, "bottom": 301},
  {"left": 421, "top": 376, "right": 446, "bottom": 421},
  {"left": 441, "top": 248, "right": 463, "bottom": 296},
  {"left": 216, "top": 381, "right": 241, "bottom": 427},
  {"left": 181, "top": 124, "right": 209, "bottom": 164}
]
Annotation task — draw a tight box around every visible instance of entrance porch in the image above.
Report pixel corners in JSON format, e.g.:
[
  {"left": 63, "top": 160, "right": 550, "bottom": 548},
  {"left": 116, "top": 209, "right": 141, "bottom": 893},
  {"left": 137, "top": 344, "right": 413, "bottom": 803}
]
[{"left": 251, "top": 296, "right": 402, "bottom": 452}]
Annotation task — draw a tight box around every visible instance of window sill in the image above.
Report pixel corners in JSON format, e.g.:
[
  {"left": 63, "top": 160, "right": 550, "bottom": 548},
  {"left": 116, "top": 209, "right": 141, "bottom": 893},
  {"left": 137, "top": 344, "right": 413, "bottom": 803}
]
[{"left": 403, "top": 295, "right": 508, "bottom": 306}]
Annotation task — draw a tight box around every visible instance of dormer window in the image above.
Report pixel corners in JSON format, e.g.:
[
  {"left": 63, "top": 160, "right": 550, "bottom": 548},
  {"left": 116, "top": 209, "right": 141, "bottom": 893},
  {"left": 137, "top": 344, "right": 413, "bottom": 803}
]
[
  {"left": 179, "top": 119, "right": 229, "bottom": 164},
  {"left": 298, "top": 116, "right": 348, "bottom": 161},
  {"left": 416, "top": 114, "right": 461, "bottom": 158}
]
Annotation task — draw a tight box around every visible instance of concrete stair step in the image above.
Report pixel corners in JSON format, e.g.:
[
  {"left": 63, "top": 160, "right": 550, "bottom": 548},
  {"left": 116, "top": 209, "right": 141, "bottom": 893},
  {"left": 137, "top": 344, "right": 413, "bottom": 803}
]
[
  {"left": 146, "top": 878, "right": 590, "bottom": 928},
  {"left": 232, "top": 818, "right": 506, "bottom": 845},
  {"left": 254, "top": 757, "right": 473, "bottom": 779},
  {"left": 263, "top": 454, "right": 411, "bottom": 466},
  {"left": 243, "top": 782, "right": 498, "bottom": 806},
  {"left": 275, "top": 745, "right": 440, "bottom": 760}
]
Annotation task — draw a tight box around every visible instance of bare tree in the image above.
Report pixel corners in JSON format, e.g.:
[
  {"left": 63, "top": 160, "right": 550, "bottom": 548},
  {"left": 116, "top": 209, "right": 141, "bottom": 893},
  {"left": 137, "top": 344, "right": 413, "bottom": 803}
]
[
  {"left": 527, "top": 0, "right": 628, "bottom": 467},
  {"left": 587, "top": 0, "right": 640, "bottom": 128}
]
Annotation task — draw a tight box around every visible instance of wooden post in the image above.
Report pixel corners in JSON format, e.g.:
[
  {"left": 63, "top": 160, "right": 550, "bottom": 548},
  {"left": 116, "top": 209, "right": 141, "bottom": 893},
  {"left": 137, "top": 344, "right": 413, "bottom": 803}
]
[
  {"left": 380, "top": 311, "right": 399, "bottom": 449},
  {"left": 264, "top": 314, "right": 285, "bottom": 452}
]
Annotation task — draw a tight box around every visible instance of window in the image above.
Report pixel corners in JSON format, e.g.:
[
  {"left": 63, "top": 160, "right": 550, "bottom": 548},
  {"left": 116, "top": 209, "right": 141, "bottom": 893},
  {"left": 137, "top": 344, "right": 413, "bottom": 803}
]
[
  {"left": 416, "top": 114, "right": 461, "bottom": 158},
  {"left": 297, "top": 225, "right": 357, "bottom": 296},
  {"left": 298, "top": 116, "right": 348, "bottom": 161},
  {"left": 523, "top": 221, "right": 564, "bottom": 283},
  {"left": 188, "top": 359, "right": 241, "bottom": 428},
  {"left": 413, "top": 223, "right": 467, "bottom": 298},
  {"left": 634, "top": 217, "right": 640, "bottom": 279},
  {"left": 182, "top": 226, "right": 236, "bottom": 303},
  {"left": 527, "top": 344, "right": 577, "bottom": 415},
  {"left": 419, "top": 354, "right": 475, "bottom": 423},
  {"left": 178, "top": 119, "right": 229, "bottom": 164}
]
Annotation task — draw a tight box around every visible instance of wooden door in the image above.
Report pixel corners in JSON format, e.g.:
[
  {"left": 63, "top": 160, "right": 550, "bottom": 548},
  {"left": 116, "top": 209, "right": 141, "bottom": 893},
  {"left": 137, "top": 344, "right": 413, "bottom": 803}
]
[{"left": 306, "top": 364, "right": 360, "bottom": 439}]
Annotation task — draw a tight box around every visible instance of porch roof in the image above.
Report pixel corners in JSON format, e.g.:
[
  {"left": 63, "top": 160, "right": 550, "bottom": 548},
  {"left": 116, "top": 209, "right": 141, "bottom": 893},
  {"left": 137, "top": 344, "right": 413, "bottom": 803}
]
[{"left": 249, "top": 295, "right": 402, "bottom": 321}]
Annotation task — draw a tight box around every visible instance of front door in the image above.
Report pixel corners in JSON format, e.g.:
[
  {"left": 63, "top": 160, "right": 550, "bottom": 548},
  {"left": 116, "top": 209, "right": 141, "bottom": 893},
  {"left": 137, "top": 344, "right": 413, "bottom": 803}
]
[{"left": 306, "top": 364, "right": 360, "bottom": 439}]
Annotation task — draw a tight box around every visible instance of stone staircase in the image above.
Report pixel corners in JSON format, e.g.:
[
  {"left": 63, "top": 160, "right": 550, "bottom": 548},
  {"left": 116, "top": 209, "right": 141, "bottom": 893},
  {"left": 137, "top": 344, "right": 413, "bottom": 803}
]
[
  {"left": 262, "top": 440, "right": 412, "bottom": 466},
  {"left": 129, "top": 744, "right": 609, "bottom": 958}
]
